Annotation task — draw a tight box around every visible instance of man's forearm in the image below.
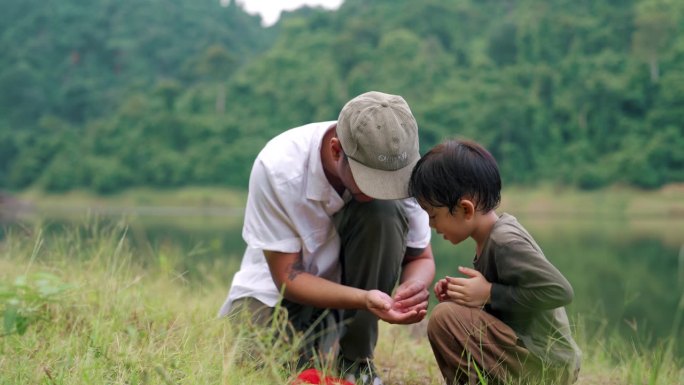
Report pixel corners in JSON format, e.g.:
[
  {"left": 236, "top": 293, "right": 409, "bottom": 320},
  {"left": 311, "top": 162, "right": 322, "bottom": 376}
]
[
  {"left": 400, "top": 245, "right": 435, "bottom": 287},
  {"left": 400, "top": 257, "right": 435, "bottom": 288},
  {"left": 281, "top": 271, "right": 369, "bottom": 309},
  {"left": 264, "top": 249, "right": 368, "bottom": 309}
]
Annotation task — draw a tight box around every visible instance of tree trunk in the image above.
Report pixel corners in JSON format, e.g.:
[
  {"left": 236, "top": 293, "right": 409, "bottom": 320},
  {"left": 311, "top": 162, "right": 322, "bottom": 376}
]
[
  {"left": 649, "top": 55, "right": 659, "bottom": 83},
  {"left": 215, "top": 84, "right": 226, "bottom": 114}
]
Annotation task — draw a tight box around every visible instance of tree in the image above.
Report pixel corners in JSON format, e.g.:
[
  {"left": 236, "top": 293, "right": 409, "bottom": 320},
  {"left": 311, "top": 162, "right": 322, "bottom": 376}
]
[
  {"left": 632, "top": 0, "right": 676, "bottom": 82},
  {"left": 194, "top": 44, "right": 239, "bottom": 114}
]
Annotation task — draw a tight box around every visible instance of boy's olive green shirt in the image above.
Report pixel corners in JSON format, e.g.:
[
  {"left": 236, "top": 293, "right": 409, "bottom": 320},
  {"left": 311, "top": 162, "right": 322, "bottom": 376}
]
[{"left": 476, "top": 213, "right": 581, "bottom": 371}]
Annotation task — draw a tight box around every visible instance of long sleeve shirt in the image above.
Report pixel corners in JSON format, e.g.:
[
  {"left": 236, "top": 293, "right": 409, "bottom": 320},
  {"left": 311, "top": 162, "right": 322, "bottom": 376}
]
[{"left": 476, "top": 213, "right": 581, "bottom": 370}]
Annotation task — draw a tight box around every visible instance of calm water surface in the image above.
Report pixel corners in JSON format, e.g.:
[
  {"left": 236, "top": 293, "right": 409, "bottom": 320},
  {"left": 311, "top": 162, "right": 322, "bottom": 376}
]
[{"left": 4, "top": 208, "right": 683, "bottom": 354}]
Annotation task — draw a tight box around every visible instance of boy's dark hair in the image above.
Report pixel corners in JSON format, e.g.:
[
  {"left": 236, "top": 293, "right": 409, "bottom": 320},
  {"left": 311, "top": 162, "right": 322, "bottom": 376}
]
[{"left": 409, "top": 139, "right": 501, "bottom": 213}]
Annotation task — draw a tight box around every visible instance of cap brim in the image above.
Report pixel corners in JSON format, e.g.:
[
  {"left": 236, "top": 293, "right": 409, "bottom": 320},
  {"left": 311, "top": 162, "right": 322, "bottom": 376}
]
[{"left": 347, "top": 157, "right": 419, "bottom": 200}]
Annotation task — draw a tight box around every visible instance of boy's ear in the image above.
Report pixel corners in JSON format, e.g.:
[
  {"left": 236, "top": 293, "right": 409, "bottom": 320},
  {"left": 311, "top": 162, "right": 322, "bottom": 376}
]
[{"left": 460, "top": 199, "right": 476, "bottom": 219}]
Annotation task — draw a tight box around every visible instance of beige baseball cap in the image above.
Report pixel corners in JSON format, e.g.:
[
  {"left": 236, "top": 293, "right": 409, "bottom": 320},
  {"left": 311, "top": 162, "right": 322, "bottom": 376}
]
[{"left": 337, "top": 91, "right": 420, "bottom": 200}]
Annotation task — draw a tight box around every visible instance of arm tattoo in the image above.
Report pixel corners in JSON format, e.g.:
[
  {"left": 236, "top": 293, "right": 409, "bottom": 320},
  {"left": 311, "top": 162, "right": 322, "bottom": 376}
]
[{"left": 287, "top": 253, "right": 305, "bottom": 281}]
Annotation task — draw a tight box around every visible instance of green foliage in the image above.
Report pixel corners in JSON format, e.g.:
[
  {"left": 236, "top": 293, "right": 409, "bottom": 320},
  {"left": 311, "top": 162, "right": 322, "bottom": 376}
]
[
  {"left": 1, "top": 0, "right": 683, "bottom": 193},
  {"left": 87, "top": 156, "right": 135, "bottom": 194},
  {"left": 0, "top": 273, "right": 72, "bottom": 336}
]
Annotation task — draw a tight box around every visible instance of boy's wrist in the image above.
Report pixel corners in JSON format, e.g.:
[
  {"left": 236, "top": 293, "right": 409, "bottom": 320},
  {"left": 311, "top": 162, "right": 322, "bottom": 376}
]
[{"left": 488, "top": 283, "right": 509, "bottom": 310}]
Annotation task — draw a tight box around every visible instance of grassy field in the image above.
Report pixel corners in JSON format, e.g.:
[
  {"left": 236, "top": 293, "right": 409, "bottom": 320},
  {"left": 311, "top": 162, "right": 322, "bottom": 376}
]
[{"left": 1, "top": 218, "right": 682, "bottom": 385}]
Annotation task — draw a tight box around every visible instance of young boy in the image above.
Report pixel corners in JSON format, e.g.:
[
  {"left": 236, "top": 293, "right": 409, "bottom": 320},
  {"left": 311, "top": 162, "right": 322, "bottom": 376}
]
[{"left": 408, "top": 139, "right": 581, "bottom": 385}]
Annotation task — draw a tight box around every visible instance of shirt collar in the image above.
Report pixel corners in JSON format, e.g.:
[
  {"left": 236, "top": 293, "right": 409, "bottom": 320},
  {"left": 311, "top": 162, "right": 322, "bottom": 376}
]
[{"left": 306, "top": 122, "right": 338, "bottom": 202}]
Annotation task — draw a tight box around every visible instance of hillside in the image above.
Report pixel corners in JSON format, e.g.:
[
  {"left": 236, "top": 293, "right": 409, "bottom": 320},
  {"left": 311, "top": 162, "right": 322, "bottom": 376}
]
[{"left": 1, "top": 0, "right": 682, "bottom": 193}]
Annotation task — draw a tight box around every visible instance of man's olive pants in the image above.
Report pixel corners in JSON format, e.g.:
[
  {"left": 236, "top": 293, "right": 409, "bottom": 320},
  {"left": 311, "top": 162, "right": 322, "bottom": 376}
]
[{"left": 229, "top": 199, "right": 408, "bottom": 365}]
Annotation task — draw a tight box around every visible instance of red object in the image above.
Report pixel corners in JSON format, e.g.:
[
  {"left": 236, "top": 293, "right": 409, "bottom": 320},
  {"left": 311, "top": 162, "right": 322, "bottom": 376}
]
[{"left": 293, "top": 368, "right": 355, "bottom": 385}]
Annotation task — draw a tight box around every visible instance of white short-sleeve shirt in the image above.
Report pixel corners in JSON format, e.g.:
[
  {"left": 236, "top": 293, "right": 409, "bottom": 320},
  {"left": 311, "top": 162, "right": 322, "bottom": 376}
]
[{"left": 218, "top": 121, "right": 431, "bottom": 316}]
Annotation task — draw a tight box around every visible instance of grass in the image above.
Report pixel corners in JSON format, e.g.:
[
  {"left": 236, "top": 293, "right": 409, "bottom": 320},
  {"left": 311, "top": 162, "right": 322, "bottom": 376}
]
[{"left": 1, "top": 220, "right": 683, "bottom": 384}]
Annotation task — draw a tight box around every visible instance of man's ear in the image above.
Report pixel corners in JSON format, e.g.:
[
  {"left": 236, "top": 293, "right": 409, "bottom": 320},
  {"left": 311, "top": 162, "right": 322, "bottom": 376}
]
[
  {"left": 460, "top": 199, "right": 476, "bottom": 220},
  {"left": 330, "top": 137, "right": 343, "bottom": 161}
]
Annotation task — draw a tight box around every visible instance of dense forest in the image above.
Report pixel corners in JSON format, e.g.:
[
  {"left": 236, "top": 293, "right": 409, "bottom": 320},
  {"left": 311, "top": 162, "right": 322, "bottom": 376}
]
[{"left": 1, "top": 0, "right": 682, "bottom": 193}]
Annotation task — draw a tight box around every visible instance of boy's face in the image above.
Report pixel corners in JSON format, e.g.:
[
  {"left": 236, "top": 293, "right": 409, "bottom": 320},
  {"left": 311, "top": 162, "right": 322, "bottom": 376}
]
[{"left": 420, "top": 203, "right": 472, "bottom": 245}]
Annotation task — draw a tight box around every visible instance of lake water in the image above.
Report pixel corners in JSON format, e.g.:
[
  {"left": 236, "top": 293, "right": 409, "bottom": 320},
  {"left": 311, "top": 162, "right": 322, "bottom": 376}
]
[{"left": 3, "top": 207, "right": 683, "bottom": 355}]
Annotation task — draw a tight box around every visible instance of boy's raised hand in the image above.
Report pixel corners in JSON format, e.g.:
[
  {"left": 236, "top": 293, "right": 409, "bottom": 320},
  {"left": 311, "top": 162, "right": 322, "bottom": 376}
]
[
  {"left": 444, "top": 266, "right": 492, "bottom": 308},
  {"left": 434, "top": 278, "right": 449, "bottom": 302}
]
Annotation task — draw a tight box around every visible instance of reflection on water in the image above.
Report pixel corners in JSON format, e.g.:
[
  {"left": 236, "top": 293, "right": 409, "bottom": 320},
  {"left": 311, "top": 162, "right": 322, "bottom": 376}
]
[{"left": 2, "top": 209, "right": 683, "bottom": 355}]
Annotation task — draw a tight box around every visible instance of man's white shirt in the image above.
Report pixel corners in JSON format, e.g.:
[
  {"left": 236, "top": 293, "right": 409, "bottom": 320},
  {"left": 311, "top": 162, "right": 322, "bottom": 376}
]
[{"left": 219, "top": 121, "right": 430, "bottom": 316}]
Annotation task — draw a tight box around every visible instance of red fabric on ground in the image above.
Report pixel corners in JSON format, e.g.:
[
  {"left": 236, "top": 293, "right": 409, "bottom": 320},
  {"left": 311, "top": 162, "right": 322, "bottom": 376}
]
[{"left": 293, "top": 368, "right": 355, "bottom": 385}]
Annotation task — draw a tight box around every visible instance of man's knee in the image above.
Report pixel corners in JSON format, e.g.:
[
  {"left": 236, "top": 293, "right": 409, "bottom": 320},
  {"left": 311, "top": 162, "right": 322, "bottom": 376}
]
[
  {"left": 229, "top": 297, "right": 274, "bottom": 328},
  {"left": 342, "top": 200, "right": 407, "bottom": 235}
]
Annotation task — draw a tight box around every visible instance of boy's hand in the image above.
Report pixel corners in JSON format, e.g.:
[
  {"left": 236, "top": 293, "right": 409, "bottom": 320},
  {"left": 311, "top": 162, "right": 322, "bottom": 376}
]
[
  {"left": 434, "top": 278, "right": 449, "bottom": 302},
  {"left": 445, "top": 267, "right": 492, "bottom": 308}
]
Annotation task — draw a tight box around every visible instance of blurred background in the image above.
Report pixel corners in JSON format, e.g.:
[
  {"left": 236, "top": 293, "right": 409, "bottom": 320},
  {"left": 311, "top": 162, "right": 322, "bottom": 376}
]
[
  {"left": 1, "top": 0, "right": 682, "bottom": 355},
  {"left": 1, "top": 0, "right": 683, "bottom": 192}
]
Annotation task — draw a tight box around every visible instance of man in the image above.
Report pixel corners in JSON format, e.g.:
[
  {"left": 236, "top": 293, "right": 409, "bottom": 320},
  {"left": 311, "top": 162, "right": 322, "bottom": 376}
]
[{"left": 219, "top": 91, "right": 435, "bottom": 385}]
